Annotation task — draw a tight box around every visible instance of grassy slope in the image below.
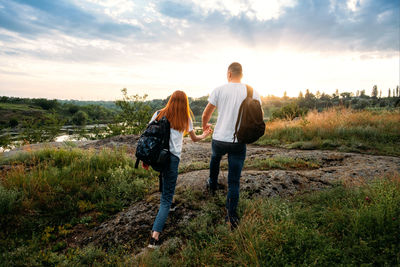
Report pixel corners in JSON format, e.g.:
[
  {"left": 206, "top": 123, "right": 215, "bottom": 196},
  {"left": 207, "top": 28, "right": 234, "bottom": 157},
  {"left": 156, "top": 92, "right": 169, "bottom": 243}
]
[
  {"left": 0, "top": 103, "right": 46, "bottom": 124},
  {"left": 0, "top": 147, "right": 158, "bottom": 264}
]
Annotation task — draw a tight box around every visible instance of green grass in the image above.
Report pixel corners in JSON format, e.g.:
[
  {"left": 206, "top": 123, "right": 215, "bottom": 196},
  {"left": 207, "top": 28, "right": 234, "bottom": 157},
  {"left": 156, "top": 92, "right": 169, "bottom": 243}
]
[
  {"left": 0, "top": 103, "right": 44, "bottom": 112},
  {"left": 136, "top": 174, "right": 400, "bottom": 266},
  {"left": 0, "top": 147, "right": 158, "bottom": 250}
]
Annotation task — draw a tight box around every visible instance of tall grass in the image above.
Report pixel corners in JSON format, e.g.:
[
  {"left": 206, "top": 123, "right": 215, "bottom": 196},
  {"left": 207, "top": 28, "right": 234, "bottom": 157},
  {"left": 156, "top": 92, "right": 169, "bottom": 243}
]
[{"left": 257, "top": 108, "right": 400, "bottom": 155}]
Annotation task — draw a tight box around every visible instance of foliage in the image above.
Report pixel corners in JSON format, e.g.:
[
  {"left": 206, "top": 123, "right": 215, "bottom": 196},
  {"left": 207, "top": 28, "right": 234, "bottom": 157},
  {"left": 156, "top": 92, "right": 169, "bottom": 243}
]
[
  {"left": 0, "top": 184, "right": 21, "bottom": 215},
  {"left": 271, "top": 102, "right": 308, "bottom": 120},
  {"left": 0, "top": 147, "right": 157, "bottom": 237},
  {"left": 21, "top": 112, "right": 65, "bottom": 143},
  {"left": 107, "top": 88, "right": 152, "bottom": 136},
  {"left": 72, "top": 110, "right": 88, "bottom": 126}
]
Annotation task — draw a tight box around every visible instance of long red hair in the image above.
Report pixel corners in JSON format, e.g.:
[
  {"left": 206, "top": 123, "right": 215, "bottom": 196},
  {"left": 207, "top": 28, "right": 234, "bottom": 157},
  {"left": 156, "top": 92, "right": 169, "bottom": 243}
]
[{"left": 156, "top": 90, "right": 194, "bottom": 133}]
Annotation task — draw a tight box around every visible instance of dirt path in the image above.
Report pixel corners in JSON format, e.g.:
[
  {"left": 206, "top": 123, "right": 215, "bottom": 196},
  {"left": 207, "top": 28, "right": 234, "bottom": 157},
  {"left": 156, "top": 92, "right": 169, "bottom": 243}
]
[{"left": 2, "top": 135, "right": 399, "bottom": 251}]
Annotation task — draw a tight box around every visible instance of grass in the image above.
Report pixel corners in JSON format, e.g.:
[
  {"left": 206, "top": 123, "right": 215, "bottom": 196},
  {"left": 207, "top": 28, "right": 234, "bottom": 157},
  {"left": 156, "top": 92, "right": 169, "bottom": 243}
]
[
  {"left": 0, "top": 103, "right": 44, "bottom": 112},
  {"left": 256, "top": 108, "right": 400, "bottom": 156},
  {"left": 136, "top": 173, "right": 400, "bottom": 266},
  {"left": 1, "top": 146, "right": 399, "bottom": 266},
  {"left": 0, "top": 147, "right": 158, "bottom": 252}
]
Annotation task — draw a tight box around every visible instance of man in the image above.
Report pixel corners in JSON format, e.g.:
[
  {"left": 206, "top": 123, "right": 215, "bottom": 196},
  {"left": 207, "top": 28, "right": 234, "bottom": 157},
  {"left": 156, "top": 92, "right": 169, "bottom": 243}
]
[{"left": 202, "top": 62, "right": 262, "bottom": 229}]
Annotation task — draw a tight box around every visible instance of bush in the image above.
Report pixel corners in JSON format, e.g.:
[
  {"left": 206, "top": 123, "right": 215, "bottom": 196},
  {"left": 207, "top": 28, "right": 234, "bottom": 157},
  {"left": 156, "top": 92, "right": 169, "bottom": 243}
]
[
  {"left": 0, "top": 185, "right": 21, "bottom": 215},
  {"left": 9, "top": 118, "right": 18, "bottom": 127},
  {"left": 271, "top": 103, "right": 308, "bottom": 120},
  {"left": 72, "top": 110, "right": 88, "bottom": 126}
]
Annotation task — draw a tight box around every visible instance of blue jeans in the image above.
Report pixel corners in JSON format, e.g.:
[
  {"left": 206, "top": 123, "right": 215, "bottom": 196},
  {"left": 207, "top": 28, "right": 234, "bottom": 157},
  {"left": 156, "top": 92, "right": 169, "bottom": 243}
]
[
  {"left": 209, "top": 139, "right": 246, "bottom": 217},
  {"left": 152, "top": 154, "right": 180, "bottom": 233}
]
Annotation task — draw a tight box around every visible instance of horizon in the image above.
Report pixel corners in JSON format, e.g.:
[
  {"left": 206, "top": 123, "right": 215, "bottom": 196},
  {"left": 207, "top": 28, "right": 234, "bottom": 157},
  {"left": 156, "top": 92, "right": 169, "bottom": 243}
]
[
  {"left": 1, "top": 85, "right": 397, "bottom": 102},
  {"left": 0, "top": 0, "right": 399, "bottom": 101}
]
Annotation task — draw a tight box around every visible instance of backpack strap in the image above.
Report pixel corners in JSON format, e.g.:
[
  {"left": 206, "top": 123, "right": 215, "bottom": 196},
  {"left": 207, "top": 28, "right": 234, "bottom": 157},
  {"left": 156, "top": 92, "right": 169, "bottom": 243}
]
[{"left": 246, "top": 84, "right": 253, "bottom": 99}]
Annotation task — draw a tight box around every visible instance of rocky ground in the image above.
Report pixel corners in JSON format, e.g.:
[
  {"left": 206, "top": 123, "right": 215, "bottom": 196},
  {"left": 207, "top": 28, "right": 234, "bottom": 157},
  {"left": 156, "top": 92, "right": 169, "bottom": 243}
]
[{"left": 2, "top": 135, "right": 400, "bottom": 253}]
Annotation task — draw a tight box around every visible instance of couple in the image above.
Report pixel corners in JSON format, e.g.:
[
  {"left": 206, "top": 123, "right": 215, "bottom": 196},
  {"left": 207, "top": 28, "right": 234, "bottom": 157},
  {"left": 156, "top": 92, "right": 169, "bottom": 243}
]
[{"left": 148, "top": 62, "right": 262, "bottom": 248}]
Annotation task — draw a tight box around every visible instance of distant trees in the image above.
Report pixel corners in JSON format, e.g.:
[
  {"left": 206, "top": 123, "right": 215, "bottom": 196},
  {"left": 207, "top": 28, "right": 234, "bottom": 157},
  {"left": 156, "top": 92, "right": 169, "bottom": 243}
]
[{"left": 371, "top": 85, "right": 378, "bottom": 98}]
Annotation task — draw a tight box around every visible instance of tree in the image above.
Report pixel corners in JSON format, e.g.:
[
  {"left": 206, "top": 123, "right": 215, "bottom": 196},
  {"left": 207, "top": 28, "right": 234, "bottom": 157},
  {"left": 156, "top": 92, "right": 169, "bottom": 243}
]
[
  {"left": 379, "top": 90, "right": 382, "bottom": 98},
  {"left": 360, "top": 90, "right": 367, "bottom": 98},
  {"left": 111, "top": 88, "right": 152, "bottom": 135},
  {"left": 371, "top": 85, "right": 378, "bottom": 98},
  {"left": 68, "top": 104, "right": 79, "bottom": 114},
  {"left": 32, "top": 98, "right": 59, "bottom": 110},
  {"left": 388, "top": 88, "right": 391, "bottom": 98},
  {"left": 298, "top": 91, "right": 304, "bottom": 99},
  {"left": 340, "top": 92, "right": 352, "bottom": 99},
  {"left": 396, "top": 86, "right": 399, "bottom": 97},
  {"left": 283, "top": 91, "right": 288, "bottom": 100},
  {"left": 72, "top": 110, "right": 88, "bottom": 126}
]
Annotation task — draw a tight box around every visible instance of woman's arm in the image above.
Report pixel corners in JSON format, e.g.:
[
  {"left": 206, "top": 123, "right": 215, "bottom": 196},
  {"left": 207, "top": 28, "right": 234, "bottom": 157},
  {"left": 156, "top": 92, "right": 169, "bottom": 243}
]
[{"left": 189, "top": 128, "right": 212, "bottom": 142}]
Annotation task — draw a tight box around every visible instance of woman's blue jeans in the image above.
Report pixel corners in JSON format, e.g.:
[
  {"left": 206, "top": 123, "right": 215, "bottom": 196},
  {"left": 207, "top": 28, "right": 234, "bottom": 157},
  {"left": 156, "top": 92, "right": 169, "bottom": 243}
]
[
  {"left": 209, "top": 139, "right": 246, "bottom": 217},
  {"left": 152, "top": 153, "right": 180, "bottom": 233}
]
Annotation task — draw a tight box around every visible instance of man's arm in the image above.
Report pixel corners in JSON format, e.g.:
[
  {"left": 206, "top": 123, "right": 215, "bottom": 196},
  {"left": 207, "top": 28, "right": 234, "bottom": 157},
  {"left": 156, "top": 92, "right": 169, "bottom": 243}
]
[{"left": 202, "top": 103, "right": 216, "bottom": 131}]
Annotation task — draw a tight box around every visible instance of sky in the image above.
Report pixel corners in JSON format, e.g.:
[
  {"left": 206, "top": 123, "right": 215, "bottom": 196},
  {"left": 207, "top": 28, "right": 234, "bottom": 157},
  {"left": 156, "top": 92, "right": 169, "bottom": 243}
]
[{"left": 0, "top": 0, "right": 399, "bottom": 100}]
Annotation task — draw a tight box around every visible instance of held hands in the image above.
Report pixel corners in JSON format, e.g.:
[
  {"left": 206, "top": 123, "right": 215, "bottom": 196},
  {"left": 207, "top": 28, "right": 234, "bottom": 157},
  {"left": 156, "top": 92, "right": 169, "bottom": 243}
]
[
  {"left": 203, "top": 123, "right": 213, "bottom": 131},
  {"left": 190, "top": 124, "right": 213, "bottom": 142},
  {"left": 201, "top": 127, "right": 213, "bottom": 139}
]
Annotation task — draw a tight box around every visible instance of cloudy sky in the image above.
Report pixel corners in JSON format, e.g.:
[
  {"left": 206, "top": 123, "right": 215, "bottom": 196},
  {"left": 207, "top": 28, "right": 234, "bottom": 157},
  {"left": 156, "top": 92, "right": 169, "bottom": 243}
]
[{"left": 0, "top": 0, "right": 398, "bottom": 100}]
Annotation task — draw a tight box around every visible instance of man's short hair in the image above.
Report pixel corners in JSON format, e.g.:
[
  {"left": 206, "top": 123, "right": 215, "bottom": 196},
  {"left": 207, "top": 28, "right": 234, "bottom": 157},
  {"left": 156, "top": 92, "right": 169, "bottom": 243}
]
[{"left": 228, "top": 62, "right": 242, "bottom": 77}]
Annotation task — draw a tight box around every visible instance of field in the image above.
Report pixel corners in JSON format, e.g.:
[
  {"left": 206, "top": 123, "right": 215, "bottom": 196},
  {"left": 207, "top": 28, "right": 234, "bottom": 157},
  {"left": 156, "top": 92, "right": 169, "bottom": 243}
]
[
  {"left": 257, "top": 108, "right": 400, "bottom": 156},
  {"left": 0, "top": 108, "right": 399, "bottom": 266}
]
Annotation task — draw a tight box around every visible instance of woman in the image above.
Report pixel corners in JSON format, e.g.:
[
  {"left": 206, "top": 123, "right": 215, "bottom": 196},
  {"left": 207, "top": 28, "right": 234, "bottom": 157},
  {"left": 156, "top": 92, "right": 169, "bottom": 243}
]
[{"left": 148, "top": 90, "right": 212, "bottom": 248}]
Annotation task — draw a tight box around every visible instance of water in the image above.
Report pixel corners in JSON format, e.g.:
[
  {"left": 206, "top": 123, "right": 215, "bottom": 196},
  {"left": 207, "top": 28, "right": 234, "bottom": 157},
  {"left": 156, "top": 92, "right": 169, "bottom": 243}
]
[{"left": 0, "top": 124, "right": 108, "bottom": 152}]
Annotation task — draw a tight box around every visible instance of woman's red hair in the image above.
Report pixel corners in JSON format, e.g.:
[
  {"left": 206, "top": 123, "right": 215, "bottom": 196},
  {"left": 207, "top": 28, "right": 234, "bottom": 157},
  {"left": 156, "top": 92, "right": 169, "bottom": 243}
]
[{"left": 156, "top": 90, "right": 194, "bottom": 133}]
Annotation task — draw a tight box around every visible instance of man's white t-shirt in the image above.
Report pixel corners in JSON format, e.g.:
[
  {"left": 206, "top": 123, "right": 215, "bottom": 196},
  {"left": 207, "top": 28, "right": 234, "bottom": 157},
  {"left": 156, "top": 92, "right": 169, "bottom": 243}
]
[
  {"left": 149, "top": 112, "right": 193, "bottom": 159},
  {"left": 208, "top": 82, "right": 261, "bottom": 143}
]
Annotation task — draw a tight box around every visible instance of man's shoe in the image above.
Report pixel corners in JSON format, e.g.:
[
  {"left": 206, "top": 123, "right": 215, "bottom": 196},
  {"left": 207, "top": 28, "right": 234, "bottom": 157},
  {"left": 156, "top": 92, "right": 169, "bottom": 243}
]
[
  {"left": 206, "top": 179, "right": 225, "bottom": 195},
  {"left": 147, "top": 237, "right": 161, "bottom": 249}
]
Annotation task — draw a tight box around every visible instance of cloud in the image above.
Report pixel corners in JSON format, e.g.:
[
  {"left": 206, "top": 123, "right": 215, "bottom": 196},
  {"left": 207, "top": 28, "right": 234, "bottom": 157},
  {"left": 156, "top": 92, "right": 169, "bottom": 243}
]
[
  {"left": 0, "top": 0, "right": 398, "bottom": 67},
  {"left": 0, "top": 0, "right": 140, "bottom": 40}
]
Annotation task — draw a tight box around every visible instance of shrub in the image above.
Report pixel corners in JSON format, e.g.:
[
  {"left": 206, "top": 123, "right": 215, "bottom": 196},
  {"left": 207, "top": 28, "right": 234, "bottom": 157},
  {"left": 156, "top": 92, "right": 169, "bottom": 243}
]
[
  {"left": 0, "top": 185, "right": 21, "bottom": 215},
  {"left": 72, "top": 110, "right": 88, "bottom": 125}
]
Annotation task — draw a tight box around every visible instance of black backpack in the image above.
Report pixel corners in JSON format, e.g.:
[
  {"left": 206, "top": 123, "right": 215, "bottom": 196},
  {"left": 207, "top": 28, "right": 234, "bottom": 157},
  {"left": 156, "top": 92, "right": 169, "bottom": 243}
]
[
  {"left": 135, "top": 113, "right": 170, "bottom": 172},
  {"left": 233, "top": 85, "right": 266, "bottom": 144}
]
